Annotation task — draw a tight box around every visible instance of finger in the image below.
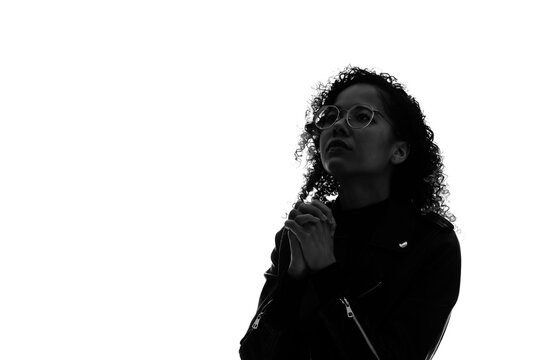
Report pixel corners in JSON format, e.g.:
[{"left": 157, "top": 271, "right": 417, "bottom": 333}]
[
  {"left": 309, "top": 199, "right": 334, "bottom": 222},
  {"left": 287, "top": 230, "right": 308, "bottom": 270},
  {"left": 284, "top": 220, "right": 306, "bottom": 241},
  {"left": 293, "top": 213, "right": 320, "bottom": 226},
  {"left": 287, "top": 230, "right": 302, "bottom": 255},
  {"left": 297, "top": 203, "right": 328, "bottom": 221},
  {"left": 288, "top": 208, "right": 300, "bottom": 220}
]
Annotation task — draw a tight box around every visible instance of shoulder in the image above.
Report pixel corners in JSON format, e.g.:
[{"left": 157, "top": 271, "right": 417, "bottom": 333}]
[
  {"left": 416, "top": 211, "right": 460, "bottom": 257},
  {"left": 418, "top": 211, "right": 454, "bottom": 233},
  {"left": 414, "top": 211, "right": 458, "bottom": 249}
]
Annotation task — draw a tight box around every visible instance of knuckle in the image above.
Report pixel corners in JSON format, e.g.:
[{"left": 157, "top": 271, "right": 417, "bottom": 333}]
[
  {"left": 295, "top": 214, "right": 305, "bottom": 221},
  {"left": 288, "top": 209, "right": 298, "bottom": 219}
]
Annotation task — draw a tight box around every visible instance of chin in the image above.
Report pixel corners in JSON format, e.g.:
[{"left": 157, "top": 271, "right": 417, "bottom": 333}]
[{"left": 323, "top": 161, "right": 352, "bottom": 178}]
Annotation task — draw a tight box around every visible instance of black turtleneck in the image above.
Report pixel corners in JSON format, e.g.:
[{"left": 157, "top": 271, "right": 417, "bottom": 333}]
[
  {"left": 332, "top": 195, "right": 390, "bottom": 238},
  {"left": 331, "top": 196, "right": 390, "bottom": 264}
]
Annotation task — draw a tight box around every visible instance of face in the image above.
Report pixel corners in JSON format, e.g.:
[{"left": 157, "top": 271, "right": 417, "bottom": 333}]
[{"left": 319, "top": 83, "right": 408, "bottom": 181}]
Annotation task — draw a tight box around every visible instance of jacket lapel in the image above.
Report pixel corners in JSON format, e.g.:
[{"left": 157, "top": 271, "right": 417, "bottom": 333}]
[{"left": 369, "top": 198, "right": 417, "bottom": 252}]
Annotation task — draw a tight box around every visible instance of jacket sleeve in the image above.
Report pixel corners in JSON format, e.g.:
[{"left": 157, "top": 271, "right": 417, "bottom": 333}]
[
  {"left": 239, "top": 227, "right": 310, "bottom": 360},
  {"left": 256, "top": 227, "right": 309, "bottom": 328},
  {"left": 307, "top": 230, "right": 462, "bottom": 360}
]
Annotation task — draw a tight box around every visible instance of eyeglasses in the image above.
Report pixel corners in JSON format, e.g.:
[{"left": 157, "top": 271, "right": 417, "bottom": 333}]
[{"left": 313, "top": 103, "right": 387, "bottom": 130}]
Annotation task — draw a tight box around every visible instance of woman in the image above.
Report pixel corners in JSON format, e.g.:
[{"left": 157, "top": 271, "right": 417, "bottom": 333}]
[{"left": 239, "top": 66, "right": 461, "bottom": 360}]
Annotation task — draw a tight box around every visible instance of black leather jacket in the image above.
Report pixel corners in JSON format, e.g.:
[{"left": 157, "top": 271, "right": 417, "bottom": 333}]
[{"left": 239, "top": 197, "right": 461, "bottom": 360}]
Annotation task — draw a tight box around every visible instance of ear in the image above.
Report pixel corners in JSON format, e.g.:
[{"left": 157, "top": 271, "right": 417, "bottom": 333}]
[{"left": 391, "top": 141, "right": 410, "bottom": 165}]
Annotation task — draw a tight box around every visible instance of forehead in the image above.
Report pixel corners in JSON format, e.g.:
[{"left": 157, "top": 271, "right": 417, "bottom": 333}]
[{"left": 334, "top": 83, "right": 383, "bottom": 108}]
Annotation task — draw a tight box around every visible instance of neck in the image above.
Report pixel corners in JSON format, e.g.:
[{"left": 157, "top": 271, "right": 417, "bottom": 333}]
[{"left": 336, "top": 174, "right": 391, "bottom": 210}]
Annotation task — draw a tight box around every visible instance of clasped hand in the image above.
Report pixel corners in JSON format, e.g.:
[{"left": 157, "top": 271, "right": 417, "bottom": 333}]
[{"left": 284, "top": 198, "right": 337, "bottom": 279}]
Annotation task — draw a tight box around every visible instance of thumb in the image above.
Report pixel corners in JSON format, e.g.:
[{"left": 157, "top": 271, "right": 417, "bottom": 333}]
[{"left": 287, "top": 230, "right": 304, "bottom": 260}]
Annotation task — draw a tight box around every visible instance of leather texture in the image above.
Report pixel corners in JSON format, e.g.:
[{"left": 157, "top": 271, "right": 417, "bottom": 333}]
[{"left": 240, "top": 197, "right": 461, "bottom": 360}]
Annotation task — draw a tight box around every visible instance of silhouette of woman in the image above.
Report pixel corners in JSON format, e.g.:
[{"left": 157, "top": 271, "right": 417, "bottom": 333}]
[{"left": 240, "top": 66, "right": 461, "bottom": 360}]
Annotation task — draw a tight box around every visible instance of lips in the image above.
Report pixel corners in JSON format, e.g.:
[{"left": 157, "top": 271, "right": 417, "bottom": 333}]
[{"left": 326, "top": 139, "right": 351, "bottom": 152}]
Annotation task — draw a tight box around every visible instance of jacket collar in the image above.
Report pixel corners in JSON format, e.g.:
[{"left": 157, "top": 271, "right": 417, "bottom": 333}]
[{"left": 329, "top": 196, "right": 417, "bottom": 252}]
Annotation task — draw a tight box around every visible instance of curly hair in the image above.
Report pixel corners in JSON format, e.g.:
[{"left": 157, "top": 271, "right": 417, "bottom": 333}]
[{"left": 293, "top": 66, "right": 455, "bottom": 223}]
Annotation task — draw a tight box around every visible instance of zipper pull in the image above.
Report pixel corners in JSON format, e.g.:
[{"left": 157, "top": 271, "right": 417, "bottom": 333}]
[
  {"left": 340, "top": 297, "right": 354, "bottom": 318},
  {"left": 251, "top": 299, "right": 273, "bottom": 330},
  {"left": 252, "top": 312, "right": 263, "bottom": 329}
]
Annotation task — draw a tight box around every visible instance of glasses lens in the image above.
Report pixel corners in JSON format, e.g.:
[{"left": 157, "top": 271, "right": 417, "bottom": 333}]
[
  {"left": 348, "top": 105, "right": 373, "bottom": 128},
  {"left": 315, "top": 106, "right": 339, "bottom": 129}
]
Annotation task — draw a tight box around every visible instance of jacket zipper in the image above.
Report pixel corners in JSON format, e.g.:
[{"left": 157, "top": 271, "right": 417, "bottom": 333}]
[
  {"left": 252, "top": 312, "right": 263, "bottom": 329},
  {"left": 251, "top": 298, "right": 273, "bottom": 329},
  {"left": 240, "top": 298, "right": 276, "bottom": 348},
  {"left": 340, "top": 297, "right": 381, "bottom": 360}
]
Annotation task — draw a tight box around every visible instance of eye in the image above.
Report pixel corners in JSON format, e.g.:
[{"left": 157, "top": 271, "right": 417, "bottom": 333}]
[
  {"left": 348, "top": 106, "right": 374, "bottom": 128},
  {"left": 315, "top": 106, "right": 340, "bottom": 129}
]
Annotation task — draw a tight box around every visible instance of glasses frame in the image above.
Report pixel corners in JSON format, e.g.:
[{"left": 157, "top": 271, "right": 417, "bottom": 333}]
[{"left": 313, "top": 103, "right": 388, "bottom": 130}]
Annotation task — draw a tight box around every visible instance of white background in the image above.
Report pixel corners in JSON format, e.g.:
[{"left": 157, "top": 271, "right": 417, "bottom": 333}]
[{"left": 1, "top": 1, "right": 539, "bottom": 359}]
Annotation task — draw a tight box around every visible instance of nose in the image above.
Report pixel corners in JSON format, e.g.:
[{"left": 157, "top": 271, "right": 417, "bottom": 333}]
[{"left": 330, "top": 113, "right": 349, "bottom": 134}]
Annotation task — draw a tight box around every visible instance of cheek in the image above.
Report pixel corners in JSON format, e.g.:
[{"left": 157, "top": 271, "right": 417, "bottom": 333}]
[
  {"left": 318, "top": 132, "right": 329, "bottom": 152},
  {"left": 354, "top": 133, "right": 393, "bottom": 157},
  {"left": 319, "top": 131, "right": 329, "bottom": 145}
]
